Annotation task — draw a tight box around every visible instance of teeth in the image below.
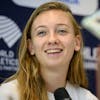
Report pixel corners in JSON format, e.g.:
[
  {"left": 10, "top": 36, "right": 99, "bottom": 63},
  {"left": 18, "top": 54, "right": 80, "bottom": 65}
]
[{"left": 46, "top": 49, "right": 62, "bottom": 53}]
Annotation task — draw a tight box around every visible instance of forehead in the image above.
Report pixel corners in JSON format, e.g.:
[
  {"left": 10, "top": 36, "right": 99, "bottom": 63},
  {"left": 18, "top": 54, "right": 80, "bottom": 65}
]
[{"left": 32, "top": 10, "right": 73, "bottom": 27}]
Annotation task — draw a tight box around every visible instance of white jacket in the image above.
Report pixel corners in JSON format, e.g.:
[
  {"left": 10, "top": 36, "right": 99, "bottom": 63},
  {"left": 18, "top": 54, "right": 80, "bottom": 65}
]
[{"left": 0, "top": 80, "right": 98, "bottom": 100}]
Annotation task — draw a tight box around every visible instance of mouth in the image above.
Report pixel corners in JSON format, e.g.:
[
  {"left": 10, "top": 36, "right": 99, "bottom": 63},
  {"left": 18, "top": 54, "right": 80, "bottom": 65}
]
[{"left": 44, "top": 48, "right": 63, "bottom": 54}]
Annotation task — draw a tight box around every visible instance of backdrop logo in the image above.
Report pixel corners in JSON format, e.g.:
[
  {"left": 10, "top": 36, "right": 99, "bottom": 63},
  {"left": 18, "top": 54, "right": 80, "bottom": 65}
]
[
  {"left": 0, "top": 16, "right": 21, "bottom": 48},
  {"left": 12, "top": 0, "right": 98, "bottom": 15},
  {"left": 81, "top": 10, "right": 100, "bottom": 39},
  {"left": 83, "top": 47, "right": 97, "bottom": 70}
]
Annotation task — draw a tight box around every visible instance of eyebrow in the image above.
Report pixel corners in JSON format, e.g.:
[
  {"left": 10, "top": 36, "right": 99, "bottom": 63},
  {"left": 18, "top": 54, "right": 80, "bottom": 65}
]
[
  {"left": 33, "top": 23, "right": 71, "bottom": 31},
  {"left": 56, "top": 24, "right": 71, "bottom": 28},
  {"left": 33, "top": 25, "right": 47, "bottom": 31}
]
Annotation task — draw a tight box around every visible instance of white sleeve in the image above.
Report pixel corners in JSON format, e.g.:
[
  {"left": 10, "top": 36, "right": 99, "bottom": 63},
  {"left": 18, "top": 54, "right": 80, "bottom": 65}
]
[
  {"left": 85, "top": 90, "right": 99, "bottom": 100},
  {"left": 78, "top": 87, "right": 99, "bottom": 100},
  {"left": 0, "top": 80, "right": 19, "bottom": 100}
]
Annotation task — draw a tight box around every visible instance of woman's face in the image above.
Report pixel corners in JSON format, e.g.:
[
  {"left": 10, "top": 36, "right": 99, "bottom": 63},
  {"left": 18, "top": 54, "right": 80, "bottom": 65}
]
[{"left": 29, "top": 10, "right": 80, "bottom": 70}]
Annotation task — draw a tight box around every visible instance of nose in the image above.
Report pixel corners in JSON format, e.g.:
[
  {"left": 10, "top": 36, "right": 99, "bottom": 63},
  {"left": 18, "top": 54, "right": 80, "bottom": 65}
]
[{"left": 48, "top": 33, "right": 60, "bottom": 45}]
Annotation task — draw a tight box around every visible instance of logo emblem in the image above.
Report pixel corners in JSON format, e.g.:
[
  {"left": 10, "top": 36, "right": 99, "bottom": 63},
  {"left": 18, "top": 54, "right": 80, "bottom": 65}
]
[
  {"left": 81, "top": 10, "right": 100, "bottom": 39},
  {"left": 0, "top": 15, "right": 21, "bottom": 48}
]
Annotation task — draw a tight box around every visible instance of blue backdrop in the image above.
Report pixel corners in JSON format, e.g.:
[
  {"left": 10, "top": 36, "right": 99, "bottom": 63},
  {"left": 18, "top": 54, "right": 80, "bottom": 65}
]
[{"left": 0, "top": 0, "right": 100, "bottom": 97}]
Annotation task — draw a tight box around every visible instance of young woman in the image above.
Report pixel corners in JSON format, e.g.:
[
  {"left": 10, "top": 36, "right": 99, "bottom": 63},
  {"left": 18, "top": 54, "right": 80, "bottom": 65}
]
[{"left": 0, "top": 1, "right": 98, "bottom": 100}]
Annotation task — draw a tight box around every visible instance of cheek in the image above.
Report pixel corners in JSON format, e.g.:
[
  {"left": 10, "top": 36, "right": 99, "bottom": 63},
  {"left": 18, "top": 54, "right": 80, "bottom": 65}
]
[
  {"left": 64, "top": 38, "right": 76, "bottom": 54},
  {"left": 33, "top": 43, "right": 40, "bottom": 52},
  {"left": 67, "top": 43, "right": 75, "bottom": 54},
  {"left": 32, "top": 39, "right": 44, "bottom": 53},
  {"left": 64, "top": 36, "right": 75, "bottom": 48},
  {"left": 69, "top": 40, "right": 75, "bottom": 49}
]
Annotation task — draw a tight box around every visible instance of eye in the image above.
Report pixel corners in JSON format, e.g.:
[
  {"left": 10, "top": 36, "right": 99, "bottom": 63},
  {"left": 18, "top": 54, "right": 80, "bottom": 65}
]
[
  {"left": 57, "top": 29, "right": 68, "bottom": 35},
  {"left": 37, "top": 31, "right": 47, "bottom": 37}
]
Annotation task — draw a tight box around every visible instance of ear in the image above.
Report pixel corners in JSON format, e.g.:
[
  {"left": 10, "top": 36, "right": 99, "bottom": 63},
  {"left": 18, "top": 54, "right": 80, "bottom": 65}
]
[
  {"left": 74, "top": 35, "right": 81, "bottom": 51},
  {"left": 27, "top": 39, "right": 35, "bottom": 55}
]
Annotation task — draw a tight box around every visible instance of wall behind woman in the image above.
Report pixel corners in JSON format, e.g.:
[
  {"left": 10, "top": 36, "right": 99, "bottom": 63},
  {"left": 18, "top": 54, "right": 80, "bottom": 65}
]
[{"left": 0, "top": 0, "right": 100, "bottom": 98}]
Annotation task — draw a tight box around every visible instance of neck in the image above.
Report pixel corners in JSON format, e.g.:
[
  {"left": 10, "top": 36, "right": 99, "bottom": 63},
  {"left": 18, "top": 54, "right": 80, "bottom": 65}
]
[{"left": 40, "top": 66, "right": 68, "bottom": 92}]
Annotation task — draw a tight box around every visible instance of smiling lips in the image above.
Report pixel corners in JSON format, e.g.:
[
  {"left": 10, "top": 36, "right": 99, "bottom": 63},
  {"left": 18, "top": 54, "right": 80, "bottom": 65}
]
[{"left": 45, "top": 48, "right": 63, "bottom": 54}]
